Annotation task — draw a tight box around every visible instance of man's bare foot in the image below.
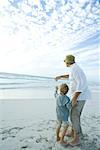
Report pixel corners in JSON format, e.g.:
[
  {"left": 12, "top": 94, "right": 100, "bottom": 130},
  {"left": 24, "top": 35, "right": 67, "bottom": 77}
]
[{"left": 68, "top": 137, "right": 80, "bottom": 146}]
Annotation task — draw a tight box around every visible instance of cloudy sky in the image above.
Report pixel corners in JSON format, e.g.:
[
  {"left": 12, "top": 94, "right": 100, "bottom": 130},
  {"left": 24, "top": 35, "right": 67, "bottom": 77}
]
[{"left": 0, "top": 0, "right": 100, "bottom": 81}]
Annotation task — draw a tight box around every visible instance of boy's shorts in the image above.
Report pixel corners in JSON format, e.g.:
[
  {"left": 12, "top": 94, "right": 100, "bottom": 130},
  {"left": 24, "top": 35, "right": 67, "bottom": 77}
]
[{"left": 57, "top": 120, "right": 69, "bottom": 129}]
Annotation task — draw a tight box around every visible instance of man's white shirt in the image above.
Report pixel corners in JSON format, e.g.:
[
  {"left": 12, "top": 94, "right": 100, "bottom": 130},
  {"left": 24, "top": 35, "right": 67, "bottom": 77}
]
[{"left": 69, "top": 63, "right": 91, "bottom": 101}]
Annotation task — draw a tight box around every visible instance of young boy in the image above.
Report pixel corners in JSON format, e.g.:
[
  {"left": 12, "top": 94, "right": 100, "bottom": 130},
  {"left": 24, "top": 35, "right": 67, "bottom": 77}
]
[{"left": 54, "top": 83, "right": 70, "bottom": 144}]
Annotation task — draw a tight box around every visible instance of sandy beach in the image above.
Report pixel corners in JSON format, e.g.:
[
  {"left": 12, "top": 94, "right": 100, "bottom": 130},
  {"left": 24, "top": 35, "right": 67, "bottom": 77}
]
[
  {"left": 0, "top": 89, "right": 100, "bottom": 150},
  {"left": 0, "top": 0, "right": 100, "bottom": 149}
]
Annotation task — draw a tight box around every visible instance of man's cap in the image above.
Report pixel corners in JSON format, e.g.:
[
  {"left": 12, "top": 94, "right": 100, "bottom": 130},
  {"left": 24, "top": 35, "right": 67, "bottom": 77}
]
[{"left": 64, "top": 55, "right": 75, "bottom": 64}]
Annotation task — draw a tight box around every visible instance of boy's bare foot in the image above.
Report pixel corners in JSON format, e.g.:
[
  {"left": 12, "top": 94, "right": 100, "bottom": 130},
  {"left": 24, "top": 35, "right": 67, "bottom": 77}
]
[
  {"left": 56, "top": 136, "right": 60, "bottom": 141},
  {"left": 59, "top": 140, "right": 68, "bottom": 145},
  {"left": 65, "top": 130, "right": 74, "bottom": 137},
  {"left": 65, "top": 131, "right": 72, "bottom": 137}
]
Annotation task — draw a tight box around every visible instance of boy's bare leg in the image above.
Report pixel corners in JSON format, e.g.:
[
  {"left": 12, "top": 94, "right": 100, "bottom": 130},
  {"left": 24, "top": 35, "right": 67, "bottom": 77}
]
[
  {"left": 56, "top": 126, "right": 61, "bottom": 141},
  {"left": 60, "top": 126, "right": 68, "bottom": 144},
  {"left": 65, "top": 128, "right": 74, "bottom": 137}
]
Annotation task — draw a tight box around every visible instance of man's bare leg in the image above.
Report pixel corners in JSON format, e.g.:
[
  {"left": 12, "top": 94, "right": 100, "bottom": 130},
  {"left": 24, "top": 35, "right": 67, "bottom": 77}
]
[{"left": 59, "top": 126, "right": 68, "bottom": 144}]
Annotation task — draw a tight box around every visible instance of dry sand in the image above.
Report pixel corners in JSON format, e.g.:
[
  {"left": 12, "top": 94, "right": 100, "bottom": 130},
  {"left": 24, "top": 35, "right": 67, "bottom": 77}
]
[{"left": 0, "top": 90, "right": 100, "bottom": 150}]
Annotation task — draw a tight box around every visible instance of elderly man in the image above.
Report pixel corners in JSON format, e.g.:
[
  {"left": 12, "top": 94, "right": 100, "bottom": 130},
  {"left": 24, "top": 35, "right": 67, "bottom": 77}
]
[{"left": 55, "top": 55, "right": 91, "bottom": 146}]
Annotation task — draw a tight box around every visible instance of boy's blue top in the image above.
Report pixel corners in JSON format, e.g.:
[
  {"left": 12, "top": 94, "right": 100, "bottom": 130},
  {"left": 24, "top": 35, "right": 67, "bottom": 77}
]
[{"left": 54, "top": 91, "right": 70, "bottom": 122}]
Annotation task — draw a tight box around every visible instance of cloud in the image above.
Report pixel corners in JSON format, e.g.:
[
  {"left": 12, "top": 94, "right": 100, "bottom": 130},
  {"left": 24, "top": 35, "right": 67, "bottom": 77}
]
[{"left": 0, "top": 0, "right": 100, "bottom": 81}]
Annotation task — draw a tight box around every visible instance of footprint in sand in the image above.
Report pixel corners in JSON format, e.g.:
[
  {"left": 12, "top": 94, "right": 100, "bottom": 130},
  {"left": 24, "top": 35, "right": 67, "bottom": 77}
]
[
  {"left": 81, "top": 139, "right": 99, "bottom": 150},
  {"left": 36, "top": 137, "right": 48, "bottom": 143},
  {"left": 1, "top": 127, "right": 24, "bottom": 140},
  {"left": 21, "top": 145, "right": 30, "bottom": 149},
  {"left": 20, "top": 136, "right": 34, "bottom": 142}
]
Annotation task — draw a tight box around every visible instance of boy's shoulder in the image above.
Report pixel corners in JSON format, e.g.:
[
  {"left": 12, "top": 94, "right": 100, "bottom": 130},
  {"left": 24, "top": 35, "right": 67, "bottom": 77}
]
[
  {"left": 58, "top": 94, "right": 70, "bottom": 98},
  {"left": 59, "top": 94, "right": 70, "bottom": 102}
]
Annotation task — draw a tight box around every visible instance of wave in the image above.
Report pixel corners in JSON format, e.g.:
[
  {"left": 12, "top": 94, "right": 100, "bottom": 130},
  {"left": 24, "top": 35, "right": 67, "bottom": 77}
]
[
  {"left": 0, "top": 72, "right": 99, "bottom": 91},
  {"left": 0, "top": 72, "right": 55, "bottom": 89}
]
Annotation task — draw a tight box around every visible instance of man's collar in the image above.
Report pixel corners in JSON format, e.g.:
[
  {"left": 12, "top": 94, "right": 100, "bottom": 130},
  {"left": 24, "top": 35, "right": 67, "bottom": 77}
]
[{"left": 70, "top": 62, "right": 76, "bottom": 68}]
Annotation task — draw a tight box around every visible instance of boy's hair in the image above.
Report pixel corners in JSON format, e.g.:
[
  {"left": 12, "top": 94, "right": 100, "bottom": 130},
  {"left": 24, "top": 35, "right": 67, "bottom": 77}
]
[{"left": 60, "top": 83, "right": 69, "bottom": 94}]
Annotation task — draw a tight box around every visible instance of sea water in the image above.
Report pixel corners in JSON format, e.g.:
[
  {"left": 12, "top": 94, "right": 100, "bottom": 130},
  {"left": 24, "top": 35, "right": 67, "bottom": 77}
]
[{"left": 0, "top": 72, "right": 100, "bottom": 127}]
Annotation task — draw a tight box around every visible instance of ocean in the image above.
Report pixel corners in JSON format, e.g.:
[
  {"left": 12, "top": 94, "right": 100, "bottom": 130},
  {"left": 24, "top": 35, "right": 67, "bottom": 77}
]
[
  {"left": 0, "top": 72, "right": 99, "bottom": 99},
  {"left": 0, "top": 72, "right": 68, "bottom": 99},
  {"left": 0, "top": 72, "right": 54, "bottom": 89},
  {"left": 0, "top": 72, "right": 99, "bottom": 128}
]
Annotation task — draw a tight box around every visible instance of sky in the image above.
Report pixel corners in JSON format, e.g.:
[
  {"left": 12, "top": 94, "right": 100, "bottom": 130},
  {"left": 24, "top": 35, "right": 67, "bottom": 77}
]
[{"left": 0, "top": 0, "right": 100, "bottom": 81}]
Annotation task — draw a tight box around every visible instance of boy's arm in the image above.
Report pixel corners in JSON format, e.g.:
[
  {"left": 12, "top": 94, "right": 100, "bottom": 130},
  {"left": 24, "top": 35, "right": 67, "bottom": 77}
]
[
  {"left": 65, "top": 97, "right": 70, "bottom": 106},
  {"left": 55, "top": 74, "right": 69, "bottom": 81},
  {"left": 54, "top": 86, "right": 58, "bottom": 98},
  {"left": 65, "top": 97, "right": 71, "bottom": 109}
]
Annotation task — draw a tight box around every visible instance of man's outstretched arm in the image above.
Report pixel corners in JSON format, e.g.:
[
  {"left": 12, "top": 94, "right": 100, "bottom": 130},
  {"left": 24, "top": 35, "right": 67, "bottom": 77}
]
[{"left": 55, "top": 74, "right": 69, "bottom": 81}]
